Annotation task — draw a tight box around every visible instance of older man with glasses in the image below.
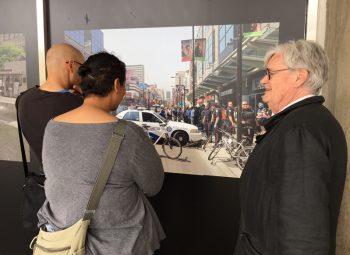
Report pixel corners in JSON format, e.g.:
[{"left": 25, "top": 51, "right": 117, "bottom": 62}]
[{"left": 234, "top": 40, "right": 347, "bottom": 255}]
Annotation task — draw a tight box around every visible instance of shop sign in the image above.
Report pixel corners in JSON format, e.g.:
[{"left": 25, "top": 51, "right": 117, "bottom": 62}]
[{"left": 220, "top": 88, "right": 233, "bottom": 97}]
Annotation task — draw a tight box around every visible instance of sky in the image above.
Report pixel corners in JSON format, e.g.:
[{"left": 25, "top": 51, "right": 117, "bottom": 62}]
[{"left": 103, "top": 26, "right": 193, "bottom": 93}]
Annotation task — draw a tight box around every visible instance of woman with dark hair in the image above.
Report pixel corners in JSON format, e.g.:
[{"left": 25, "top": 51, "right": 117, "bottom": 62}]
[{"left": 37, "top": 52, "right": 165, "bottom": 254}]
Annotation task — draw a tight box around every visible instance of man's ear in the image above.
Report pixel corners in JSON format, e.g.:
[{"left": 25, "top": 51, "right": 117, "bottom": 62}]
[
  {"left": 114, "top": 78, "right": 121, "bottom": 93},
  {"left": 295, "top": 68, "right": 309, "bottom": 87},
  {"left": 66, "top": 60, "right": 74, "bottom": 73}
]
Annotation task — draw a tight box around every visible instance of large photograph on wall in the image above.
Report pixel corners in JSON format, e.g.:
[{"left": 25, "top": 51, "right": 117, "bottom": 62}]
[
  {"left": 63, "top": 22, "right": 279, "bottom": 178},
  {"left": 0, "top": 33, "right": 30, "bottom": 161}
]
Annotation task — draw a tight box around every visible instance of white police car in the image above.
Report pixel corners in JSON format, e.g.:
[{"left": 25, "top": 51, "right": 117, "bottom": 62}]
[{"left": 116, "top": 109, "right": 202, "bottom": 146}]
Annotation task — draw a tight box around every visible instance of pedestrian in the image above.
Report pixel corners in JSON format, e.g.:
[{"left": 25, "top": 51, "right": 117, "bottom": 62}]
[
  {"left": 255, "top": 102, "right": 271, "bottom": 135},
  {"left": 166, "top": 108, "right": 172, "bottom": 120},
  {"left": 226, "top": 101, "right": 235, "bottom": 134},
  {"left": 234, "top": 40, "right": 347, "bottom": 255},
  {"left": 37, "top": 52, "right": 165, "bottom": 254},
  {"left": 183, "top": 106, "right": 189, "bottom": 123},
  {"left": 241, "top": 101, "right": 255, "bottom": 144},
  {"left": 190, "top": 107, "right": 195, "bottom": 125},
  {"left": 194, "top": 106, "right": 200, "bottom": 126},
  {"left": 214, "top": 104, "right": 225, "bottom": 144},
  {"left": 159, "top": 107, "right": 166, "bottom": 118},
  {"left": 172, "top": 107, "right": 178, "bottom": 121},
  {"left": 201, "top": 104, "right": 212, "bottom": 141},
  {"left": 16, "top": 43, "right": 84, "bottom": 240},
  {"left": 209, "top": 104, "right": 216, "bottom": 141}
]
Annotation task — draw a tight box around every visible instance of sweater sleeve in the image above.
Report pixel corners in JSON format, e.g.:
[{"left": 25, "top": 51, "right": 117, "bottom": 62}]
[
  {"left": 128, "top": 123, "right": 165, "bottom": 196},
  {"left": 274, "top": 126, "right": 330, "bottom": 255}
]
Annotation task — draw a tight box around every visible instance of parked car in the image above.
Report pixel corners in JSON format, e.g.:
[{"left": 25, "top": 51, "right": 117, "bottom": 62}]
[{"left": 117, "top": 109, "right": 202, "bottom": 146}]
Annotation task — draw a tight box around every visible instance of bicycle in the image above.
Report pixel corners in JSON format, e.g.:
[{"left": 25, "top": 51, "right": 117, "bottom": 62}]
[
  {"left": 142, "top": 123, "right": 182, "bottom": 159},
  {"left": 208, "top": 128, "right": 254, "bottom": 170}
]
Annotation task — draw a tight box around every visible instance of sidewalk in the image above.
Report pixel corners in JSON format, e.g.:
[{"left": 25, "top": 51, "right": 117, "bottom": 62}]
[
  {"left": 201, "top": 141, "right": 243, "bottom": 178},
  {"left": 158, "top": 141, "right": 243, "bottom": 178},
  {"left": 0, "top": 96, "right": 16, "bottom": 104}
]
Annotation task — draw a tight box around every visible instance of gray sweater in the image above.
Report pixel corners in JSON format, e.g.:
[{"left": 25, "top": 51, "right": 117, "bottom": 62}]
[{"left": 37, "top": 120, "right": 165, "bottom": 255}]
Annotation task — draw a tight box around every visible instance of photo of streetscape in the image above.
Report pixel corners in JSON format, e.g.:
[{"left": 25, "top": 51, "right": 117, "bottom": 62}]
[
  {"left": 64, "top": 23, "right": 280, "bottom": 178},
  {"left": 0, "top": 23, "right": 280, "bottom": 178},
  {"left": 0, "top": 33, "right": 29, "bottom": 162}
]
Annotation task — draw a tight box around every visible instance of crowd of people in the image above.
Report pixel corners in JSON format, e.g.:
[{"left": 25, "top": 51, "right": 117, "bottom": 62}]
[
  {"left": 14, "top": 39, "right": 347, "bottom": 255},
  {"left": 158, "top": 100, "right": 271, "bottom": 145},
  {"left": 17, "top": 44, "right": 164, "bottom": 255}
]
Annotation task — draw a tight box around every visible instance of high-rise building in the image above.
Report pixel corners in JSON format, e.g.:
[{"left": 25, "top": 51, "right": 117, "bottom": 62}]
[
  {"left": 64, "top": 30, "right": 104, "bottom": 58},
  {"left": 126, "top": 65, "right": 144, "bottom": 84},
  {"left": 166, "top": 91, "right": 171, "bottom": 100},
  {"left": 0, "top": 33, "right": 27, "bottom": 97}
]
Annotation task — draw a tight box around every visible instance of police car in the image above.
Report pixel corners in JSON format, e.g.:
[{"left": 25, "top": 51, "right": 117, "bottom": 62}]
[{"left": 116, "top": 109, "right": 202, "bottom": 146}]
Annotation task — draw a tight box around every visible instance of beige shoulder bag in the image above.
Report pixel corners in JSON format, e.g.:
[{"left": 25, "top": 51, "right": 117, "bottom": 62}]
[{"left": 29, "top": 120, "right": 127, "bottom": 255}]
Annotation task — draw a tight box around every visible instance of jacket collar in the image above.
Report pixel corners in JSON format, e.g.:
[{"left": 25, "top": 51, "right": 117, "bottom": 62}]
[{"left": 255, "top": 96, "right": 325, "bottom": 143}]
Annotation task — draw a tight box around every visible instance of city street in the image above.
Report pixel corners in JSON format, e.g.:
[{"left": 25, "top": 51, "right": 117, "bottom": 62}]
[
  {"left": 0, "top": 96, "right": 17, "bottom": 123},
  {"left": 156, "top": 143, "right": 242, "bottom": 178},
  {"left": 1, "top": 95, "right": 243, "bottom": 178},
  {"left": 0, "top": 97, "right": 24, "bottom": 161}
]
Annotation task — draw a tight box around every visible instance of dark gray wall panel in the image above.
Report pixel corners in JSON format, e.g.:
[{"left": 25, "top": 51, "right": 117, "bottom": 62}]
[{"left": 49, "top": 0, "right": 307, "bottom": 44}]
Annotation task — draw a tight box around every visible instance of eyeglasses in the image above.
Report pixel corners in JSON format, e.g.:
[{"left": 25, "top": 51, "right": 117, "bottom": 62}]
[
  {"left": 263, "top": 68, "right": 291, "bottom": 80},
  {"left": 65, "top": 60, "right": 83, "bottom": 66}
]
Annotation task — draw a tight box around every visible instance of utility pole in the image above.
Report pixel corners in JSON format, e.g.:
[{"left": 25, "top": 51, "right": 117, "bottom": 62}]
[
  {"left": 179, "top": 76, "right": 183, "bottom": 109},
  {"left": 192, "top": 25, "right": 196, "bottom": 107},
  {"left": 183, "top": 86, "right": 186, "bottom": 109},
  {"left": 236, "top": 24, "right": 243, "bottom": 142}
]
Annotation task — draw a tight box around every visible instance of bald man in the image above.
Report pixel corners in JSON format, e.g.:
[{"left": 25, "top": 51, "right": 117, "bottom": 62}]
[
  {"left": 15, "top": 43, "right": 84, "bottom": 239},
  {"left": 17, "top": 43, "right": 84, "bottom": 164}
]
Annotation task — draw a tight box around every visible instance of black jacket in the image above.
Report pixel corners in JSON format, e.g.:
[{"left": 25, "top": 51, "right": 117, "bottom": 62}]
[
  {"left": 16, "top": 86, "right": 83, "bottom": 165},
  {"left": 234, "top": 96, "right": 347, "bottom": 255}
]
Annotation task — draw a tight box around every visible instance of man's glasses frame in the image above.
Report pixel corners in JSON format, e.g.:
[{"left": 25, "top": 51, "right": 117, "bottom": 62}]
[{"left": 263, "top": 68, "right": 291, "bottom": 80}]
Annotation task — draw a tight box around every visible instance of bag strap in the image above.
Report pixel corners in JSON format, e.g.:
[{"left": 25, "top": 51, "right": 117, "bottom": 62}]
[
  {"left": 83, "top": 119, "right": 127, "bottom": 221},
  {"left": 15, "top": 94, "right": 29, "bottom": 177}
]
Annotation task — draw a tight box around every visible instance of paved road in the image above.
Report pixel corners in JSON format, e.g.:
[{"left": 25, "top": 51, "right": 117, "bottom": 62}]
[
  {"left": 0, "top": 97, "right": 245, "bottom": 178},
  {"left": 0, "top": 122, "right": 29, "bottom": 162},
  {"left": 0, "top": 97, "right": 17, "bottom": 124},
  {"left": 1, "top": 120, "right": 243, "bottom": 178},
  {"left": 156, "top": 144, "right": 243, "bottom": 178},
  {"left": 0, "top": 96, "right": 26, "bottom": 161}
]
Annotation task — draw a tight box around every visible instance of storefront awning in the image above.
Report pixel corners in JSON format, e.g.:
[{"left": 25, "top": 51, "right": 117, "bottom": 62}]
[{"left": 189, "top": 25, "right": 279, "bottom": 101}]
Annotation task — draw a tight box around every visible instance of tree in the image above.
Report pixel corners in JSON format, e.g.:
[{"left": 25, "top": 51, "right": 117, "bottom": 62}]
[{"left": 0, "top": 42, "right": 25, "bottom": 69}]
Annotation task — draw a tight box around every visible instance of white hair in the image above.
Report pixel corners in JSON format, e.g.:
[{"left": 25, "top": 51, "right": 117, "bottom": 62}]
[{"left": 264, "top": 40, "right": 328, "bottom": 95}]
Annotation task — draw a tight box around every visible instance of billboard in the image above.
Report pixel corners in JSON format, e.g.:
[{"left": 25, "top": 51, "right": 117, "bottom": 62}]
[
  {"left": 181, "top": 39, "right": 192, "bottom": 62},
  {"left": 194, "top": 38, "right": 205, "bottom": 61},
  {"left": 243, "top": 23, "right": 263, "bottom": 37},
  {"left": 181, "top": 38, "right": 205, "bottom": 62}
]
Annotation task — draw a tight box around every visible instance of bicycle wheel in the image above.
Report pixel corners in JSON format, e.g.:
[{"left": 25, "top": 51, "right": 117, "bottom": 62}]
[
  {"left": 202, "top": 131, "right": 212, "bottom": 149},
  {"left": 201, "top": 135, "right": 210, "bottom": 149},
  {"left": 235, "top": 146, "right": 253, "bottom": 170},
  {"left": 162, "top": 137, "right": 182, "bottom": 159},
  {"left": 208, "top": 143, "right": 222, "bottom": 160}
]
